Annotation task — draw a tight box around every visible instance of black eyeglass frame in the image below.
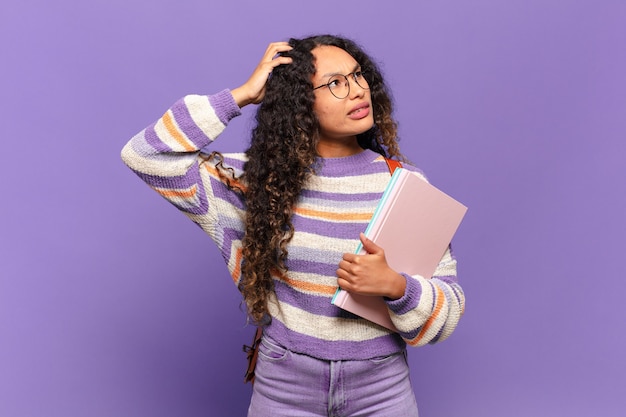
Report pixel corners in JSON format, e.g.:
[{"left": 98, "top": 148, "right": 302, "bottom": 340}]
[{"left": 312, "top": 70, "right": 369, "bottom": 99}]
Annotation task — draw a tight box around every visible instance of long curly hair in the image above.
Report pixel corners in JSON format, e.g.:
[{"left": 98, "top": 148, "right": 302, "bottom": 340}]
[{"left": 234, "top": 34, "right": 404, "bottom": 324}]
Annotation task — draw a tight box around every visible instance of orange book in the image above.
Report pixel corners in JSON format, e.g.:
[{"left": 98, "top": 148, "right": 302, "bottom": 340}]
[{"left": 331, "top": 168, "right": 467, "bottom": 331}]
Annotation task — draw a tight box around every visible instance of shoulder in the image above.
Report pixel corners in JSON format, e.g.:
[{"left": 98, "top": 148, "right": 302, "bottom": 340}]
[
  {"left": 399, "top": 162, "right": 428, "bottom": 182},
  {"left": 198, "top": 151, "right": 249, "bottom": 192},
  {"left": 199, "top": 151, "right": 248, "bottom": 174},
  {"left": 373, "top": 154, "right": 429, "bottom": 182},
  {"left": 358, "top": 152, "right": 431, "bottom": 186}
]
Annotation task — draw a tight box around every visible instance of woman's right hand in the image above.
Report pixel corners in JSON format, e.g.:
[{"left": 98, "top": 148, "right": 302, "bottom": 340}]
[{"left": 231, "top": 42, "right": 293, "bottom": 108}]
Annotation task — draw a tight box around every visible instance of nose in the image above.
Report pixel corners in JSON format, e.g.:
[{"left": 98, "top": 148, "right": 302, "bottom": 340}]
[{"left": 348, "top": 76, "right": 366, "bottom": 99}]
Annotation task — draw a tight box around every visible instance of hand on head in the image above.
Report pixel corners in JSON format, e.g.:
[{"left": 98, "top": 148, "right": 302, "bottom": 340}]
[{"left": 231, "top": 42, "right": 293, "bottom": 108}]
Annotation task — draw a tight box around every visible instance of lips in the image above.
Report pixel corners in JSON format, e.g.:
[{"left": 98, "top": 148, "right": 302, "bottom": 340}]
[{"left": 348, "top": 103, "right": 370, "bottom": 119}]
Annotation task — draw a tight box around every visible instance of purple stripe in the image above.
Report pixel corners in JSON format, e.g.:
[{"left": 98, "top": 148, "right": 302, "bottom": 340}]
[
  {"left": 214, "top": 225, "right": 244, "bottom": 262},
  {"left": 170, "top": 98, "right": 213, "bottom": 148},
  {"left": 143, "top": 124, "right": 173, "bottom": 153},
  {"left": 436, "top": 281, "right": 464, "bottom": 319},
  {"left": 208, "top": 89, "right": 242, "bottom": 126},
  {"left": 395, "top": 278, "right": 452, "bottom": 342},
  {"left": 398, "top": 325, "right": 423, "bottom": 342},
  {"left": 427, "top": 280, "right": 437, "bottom": 311},
  {"left": 386, "top": 274, "right": 422, "bottom": 316},
  {"left": 430, "top": 327, "right": 445, "bottom": 344},
  {"left": 449, "top": 283, "right": 464, "bottom": 306},
  {"left": 434, "top": 274, "right": 460, "bottom": 285},
  {"left": 315, "top": 149, "right": 383, "bottom": 177},
  {"left": 314, "top": 151, "right": 422, "bottom": 178},
  {"left": 217, "top": 223, "right": 245, "bottom": 243},
  {"left": 291, "top": 215, "right": 368, "bottom": 240},
  {"left": 264, "top": 318, "right": 406, "bottom": 361},
  {"left": 387, "top": 278, "right": 431, "bottom": 341},
  {"left": 397, "top": 327, "right": 421, "bottom": 342},
  {"left": 284, "top": 258, "right": 337, "bottom": 277},
  {"left": 300, "top": 188, "right": 383, "bottom": 202},
  {"left": 134, "top": 163, "right": 209, "bottom": 216},
  {"left": 222, "top": 155, "right": 246, "bottom": 172},
  {"left": 209, "top": 177, "right": 246, "bottom": 210},
  {"left": 273, "top": 280, "right": 344, "bottom": 318}
]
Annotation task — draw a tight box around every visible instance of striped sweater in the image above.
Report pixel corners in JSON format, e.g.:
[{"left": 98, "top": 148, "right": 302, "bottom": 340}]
[{"left": 121, "top": 89, "right": 465, "bottom": 361}]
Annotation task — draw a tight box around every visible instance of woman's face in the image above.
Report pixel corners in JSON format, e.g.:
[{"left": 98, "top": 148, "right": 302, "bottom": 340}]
[{"left": 311, "top": 45, "right": 374, "bottom": 156}]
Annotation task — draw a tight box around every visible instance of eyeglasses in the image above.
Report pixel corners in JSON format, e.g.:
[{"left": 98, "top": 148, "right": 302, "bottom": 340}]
[{"left": 313, "top": 70, "right": 369, "bottom": 99}]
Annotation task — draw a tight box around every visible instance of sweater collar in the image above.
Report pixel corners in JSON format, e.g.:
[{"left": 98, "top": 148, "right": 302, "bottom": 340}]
[{"left": 315, "top": 149, "right": 380, "bottom": 177}]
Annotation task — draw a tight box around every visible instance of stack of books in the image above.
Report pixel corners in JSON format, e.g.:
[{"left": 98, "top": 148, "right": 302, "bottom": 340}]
[{"left": 331, "top": 168, "right": 468, "bottom": 331}]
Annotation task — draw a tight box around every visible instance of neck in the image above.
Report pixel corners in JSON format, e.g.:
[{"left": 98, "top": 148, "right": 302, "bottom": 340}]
[{"left": 316, "top": 136, "right": 363, "bottom": 158}]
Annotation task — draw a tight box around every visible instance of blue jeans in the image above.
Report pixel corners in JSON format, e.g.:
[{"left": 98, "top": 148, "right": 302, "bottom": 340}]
[{"left": 248, "top": 336, "right": 419, "bottom": 417}]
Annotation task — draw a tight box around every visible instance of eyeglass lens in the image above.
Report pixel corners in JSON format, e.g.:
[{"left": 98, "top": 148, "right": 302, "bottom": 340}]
[{"left": 327, "top": 72, "right": 369, "bottom": 99}]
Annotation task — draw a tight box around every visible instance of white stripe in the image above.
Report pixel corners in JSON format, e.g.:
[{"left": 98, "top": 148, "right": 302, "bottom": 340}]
[
  {"left": 121, "top": 135, "right": 199, "bottom": 177},
  {"left": 153, "top": 111, "right": 195, "bottom": 151},
  {"left": 280, "top": 271, "right": 339, "bottom": 290},
  {"left": 185, "top": 95, "right": 226, "bottom": 140},
  {"left": 389, "top": 275, "right": 434, "bottom": 332},
  {"left": 290, "top": 231, "right": 356, "bottom": 255},
  {"left": 305, "top": 172, "right": 390, "bottom": 194}
]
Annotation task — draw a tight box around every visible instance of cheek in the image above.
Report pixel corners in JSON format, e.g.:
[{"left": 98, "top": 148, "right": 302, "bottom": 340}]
[
  {"left": 313, "top": 93, "right": 342, "bottom": 117},
  {"left": 313, "top": 104, "right": 335, "bottom": 127}
]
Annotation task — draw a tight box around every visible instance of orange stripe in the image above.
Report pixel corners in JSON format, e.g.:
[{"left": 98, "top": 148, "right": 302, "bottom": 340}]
[
  {"left": 230, "top": 247, "right": 243, "bottom": 283},
  {"left": 272, "top": 269, "right": 337, "bottom": 296},
  {"left": 230, "top": 255, "right": 335, "bottom": 295},
  {"left": 162, "top": 111, "right": 195, "bottom": 152},
  {"left": 203, "top": 164, "right": 247, "bottom": 192},
  {"left": 154, "top": 184, "right": 197, "bottom": 199},
  {"left": 203, "top": 164, "right": 220, "bottom": 177},
  {"left": 283, "top": 276, "right": 338, "bottom": 295},
  {"left": 294, "top": 207, "right": 373, "bottom": 222},
  {"left": 409, "top": 286, "right": 446, "bottom": 346}
]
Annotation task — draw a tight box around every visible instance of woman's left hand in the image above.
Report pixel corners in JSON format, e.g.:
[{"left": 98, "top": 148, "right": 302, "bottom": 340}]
[{"left": 337, "top": 233, "right": 406, "bottom": 300}]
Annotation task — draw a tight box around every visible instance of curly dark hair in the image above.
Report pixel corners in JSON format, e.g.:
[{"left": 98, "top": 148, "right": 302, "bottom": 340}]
[{"left": 231, "top": 34, "right": 405, "bottom": 324}]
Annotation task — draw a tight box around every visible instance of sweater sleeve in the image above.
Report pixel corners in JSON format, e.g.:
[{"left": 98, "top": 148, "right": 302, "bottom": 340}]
[
  {"left": 120, "top": 89, "right": 244, "bottom": 237},
  {"left": 121, "top": 90, "right": 240, "bottom": 175},
  {"left": 376, "top": 165, "right": 465, "bottom": 346},
  {"left": 385, "top": 245, "right": 464, "bottom": 347}
]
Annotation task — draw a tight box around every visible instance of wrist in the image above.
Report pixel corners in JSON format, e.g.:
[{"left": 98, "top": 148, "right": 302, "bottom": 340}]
[
  {"left": 385, "top": 271, "right": 406, "bottom": 300},
  {"left": 231, "top": 86, "right": 252, "bottom": 108}
]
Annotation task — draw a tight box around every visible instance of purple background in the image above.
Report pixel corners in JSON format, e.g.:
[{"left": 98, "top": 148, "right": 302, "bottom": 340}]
[{"left": 1, "top": 1, "right": 625, "bottom": 416}]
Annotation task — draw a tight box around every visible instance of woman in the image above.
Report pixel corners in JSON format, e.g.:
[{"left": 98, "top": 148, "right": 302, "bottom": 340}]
[{"left": 122, "top": 34, "right": 464, "bottom": 416}]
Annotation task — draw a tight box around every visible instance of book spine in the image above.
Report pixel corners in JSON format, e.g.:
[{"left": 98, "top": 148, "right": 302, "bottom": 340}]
[
  {"left": 331, "top": 287, "right": 347, "bottom": 306},
  {"left": 355, "top": 168, "right": 405, "bottom": 254}
]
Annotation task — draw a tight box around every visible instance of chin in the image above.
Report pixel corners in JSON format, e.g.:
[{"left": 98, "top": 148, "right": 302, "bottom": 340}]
[{"left": 356, "top": 119, "right": 375, "bottom": 134}]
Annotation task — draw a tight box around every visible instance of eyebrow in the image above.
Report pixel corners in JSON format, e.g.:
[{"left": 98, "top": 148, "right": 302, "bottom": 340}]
[{"left": 319, "top": 63, "right": 361, "bottom": 79}]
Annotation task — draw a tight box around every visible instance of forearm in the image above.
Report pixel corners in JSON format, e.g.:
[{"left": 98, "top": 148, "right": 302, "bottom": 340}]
[
  {"left": 121, "top": 90, "right": 241, "bottom": 177},
  {"left": 386, "top": 247, "right": 465, "bottom": 346},
  {"left": 120, "top": 89, "right": 244, "bottom": 225}
]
